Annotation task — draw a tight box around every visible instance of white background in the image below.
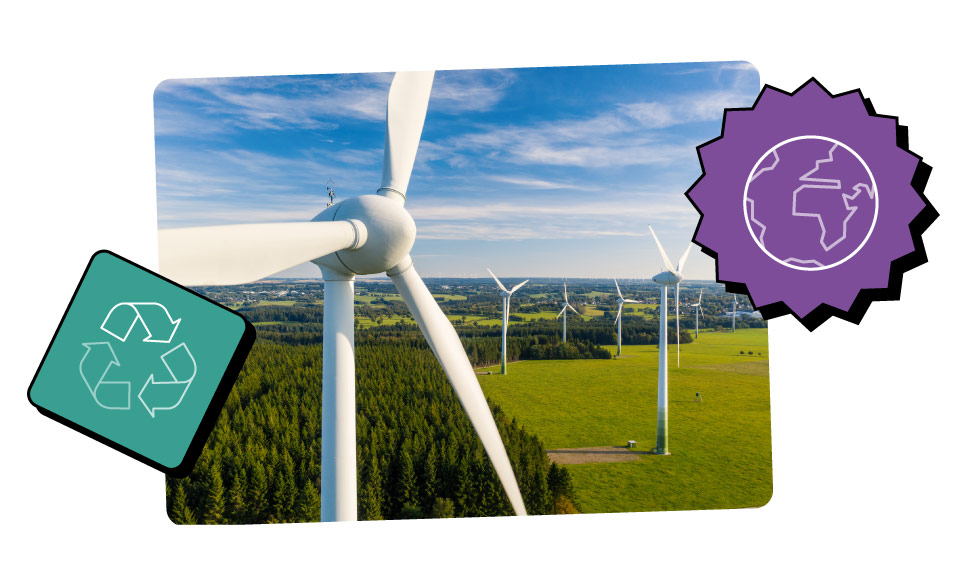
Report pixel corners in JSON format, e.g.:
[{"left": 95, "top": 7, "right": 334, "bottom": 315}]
[{"left": 1, "top": 2, "right": 961, "bottom": 585}]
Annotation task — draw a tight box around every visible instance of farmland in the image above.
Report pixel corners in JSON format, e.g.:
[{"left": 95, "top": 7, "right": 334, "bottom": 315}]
[{"left": 480, "top": 329, "right": 772, "bottom": 513}]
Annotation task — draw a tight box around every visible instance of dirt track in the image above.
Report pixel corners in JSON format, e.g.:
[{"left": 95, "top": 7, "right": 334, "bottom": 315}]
[{"left": 547, "top": 446, "right": 645, "bottom": 465}]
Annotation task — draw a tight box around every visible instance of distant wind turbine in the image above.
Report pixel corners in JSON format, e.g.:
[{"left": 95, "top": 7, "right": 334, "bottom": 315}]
[
  {"left": 689, "top": 288, "right": 704, "bottom": 341},
  {"left": 613, "top": 278, "right": 641, "bottom": 357},
  {"left": 556, "top": 280, "right": 579, "bottom": 343},
  {"left": 488, "top": 268, "right": 528, "bottom": 375},
  {"left": 732, "top": 294, "right": 737, "bottom": 332},
  {"left": 648, "top": 226, "right": 692, "bottom": 455}
]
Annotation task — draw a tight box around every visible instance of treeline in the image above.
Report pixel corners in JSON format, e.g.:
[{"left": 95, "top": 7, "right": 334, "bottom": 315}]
[
  {"left": 249, "top": 310, "right": 621, "bottom": 366},
  {"left": 465, "top": 336, "right": 611, "bottom": 367},
  {"left": 166, "top": 339, "right": 578, "bottom": 524}
]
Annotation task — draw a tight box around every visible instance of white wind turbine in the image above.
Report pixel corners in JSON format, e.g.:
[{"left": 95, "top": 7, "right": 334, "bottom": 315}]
[
  {"left": 556, "top": 280, "right": 579, "bottom": 343},
  {"left": 689, "top": 288, "right": 704, "bottom": 341},
  {"left": 158, "top": 72, "right": 527, "bottom": 521},
  {"left": 487, "top": 269, "right": 528, "bottom": 375},
  {"left": 732, "top": 294, "right": 737, "bottom": 332},
  {"left": 648, "top": 226, "right": 692, "bottom": 455},
  {"left": 613, "top": 278, "right": 641, "bottom": 357}
]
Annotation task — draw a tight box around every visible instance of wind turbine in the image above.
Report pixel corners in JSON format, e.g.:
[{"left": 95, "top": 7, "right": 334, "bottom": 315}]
[
  {"left": 613, "top": 278, "right": 641, "bottom": 357},
  {"left": 689, "top": 288, "right": 704, "bottom": 341},
  {"left": 648, "top": 226, "right": 692, "bottom": 456},
  {"left": 487, "top": 269, "right": 528, "bottom": 375},
  {"left": 556, "top": 280, "right": 579, "bottom": 343},
  {"left": 732, "top": 294, "right": 737, "bottom": 332},
  {"left": 157, "top": 72, "right": 527, "bottom": 521}
]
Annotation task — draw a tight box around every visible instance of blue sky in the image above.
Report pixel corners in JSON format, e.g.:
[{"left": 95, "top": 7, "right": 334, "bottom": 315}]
[{"left": 154, "top": 62, "right": 760, "bottom": 280}]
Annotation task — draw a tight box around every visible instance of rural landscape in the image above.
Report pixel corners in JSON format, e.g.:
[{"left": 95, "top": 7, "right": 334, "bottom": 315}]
[
  {"left": 166, "top": 278, "right": 770, "bottom": 523},
  {"left": 155, "top": 62, "right": 770, "bottom": 523}
]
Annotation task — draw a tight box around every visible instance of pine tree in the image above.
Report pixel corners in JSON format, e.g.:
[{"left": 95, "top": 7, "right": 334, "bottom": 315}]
[
  {"left": 248, "top": 462, "right": 269, "bottom": 522},
  {"left": 454, "top": 458, "right": 471, "bottom": 517},
  {"left": 270, "top": 452, "right": 297, "bottom": 522},
  {"left": 227, "top": 473, "right": 247, "bottom": 523},
  {"left": 359, "top": 452, "right": 384, "bottom": 521},
  {"left": 203, "top": 466, "right": 225, "bottom": 525},
  {"left": 296, "top": 479, "right": 320, "bottom": 522},
  {"left": 169, "top": 483, "right": 196, "bottom": 525},
  {"left": 430, "top": 497, "right": 455, "bottom": 519},
  {"left": 422, "top": 444, "right": 439, "bottom": 512},
  {"left": 398, "top": 449, "right": 417, "bottom": 510}
]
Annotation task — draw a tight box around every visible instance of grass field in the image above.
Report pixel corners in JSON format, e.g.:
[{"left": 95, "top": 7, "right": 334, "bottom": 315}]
[
  {"left": 355, "top": 293, "right": 402, "bottom": 303},
  {"left": 479, "top": 329, "right": 771, "bottom": 514}
]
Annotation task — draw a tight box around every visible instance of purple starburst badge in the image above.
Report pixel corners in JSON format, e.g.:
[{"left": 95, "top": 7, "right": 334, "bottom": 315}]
[{"left": 687, "top": 79, "right": 937, "bottom": 330}]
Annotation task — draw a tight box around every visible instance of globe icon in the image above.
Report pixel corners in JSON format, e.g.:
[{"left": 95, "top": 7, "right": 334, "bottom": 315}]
[{"left": 743, "top": 136, "right": 878, "bottom": 271}]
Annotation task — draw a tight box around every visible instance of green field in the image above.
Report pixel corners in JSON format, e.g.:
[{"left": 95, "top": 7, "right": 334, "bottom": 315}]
[
  {"left": 355, "top": 293, "right": 402, "bottom": 303},
  {"left": 479, "top": 329, "right": 771, "bottom": 513}
]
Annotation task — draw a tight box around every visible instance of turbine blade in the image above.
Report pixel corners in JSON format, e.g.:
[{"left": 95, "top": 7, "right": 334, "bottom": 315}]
[
  {"left": 625, "top": 299, "right": 641, "bottom": 304},
  {"left": 378, "top": 71, "right": 435, "bottom": 200},
  {"left": 389, "top": 261, "right": 527, "bottom": 516},
  {"left": 676, "top": 243, "right": 693, "bottom": 273},
  {"left": 563, "top": 280, "right": 568, "bottom": 303},
  {"left": 698, "top": 288, "right": 703, "bottom": 304},
  {"left": 613, "top": 277, "right": 623, "bottom": 299},
  {"left": 567, "top": 303, "right": 579, "bottom": 315},
  {"left": 648, "top": 225, "right": 674, "bottom": 271},
  {"left": 614, "top": 303, "right": 623, "bottom": 325},
  {"left": 487, "top": 268, "right": 508, "bottom": 292},
  {"left": 556, "top": 306, "right": 566, "bottom": 318},
  {"left": 158, "top": 221, "right": 360, "bottom": 286},
  {"left": 509, "top": 279, "right": 529, "bottom": 294}
]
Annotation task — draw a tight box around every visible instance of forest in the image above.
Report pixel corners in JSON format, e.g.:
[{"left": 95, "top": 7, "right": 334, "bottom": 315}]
[{"left": 167, "top": 329, "right": 580, "bottom": 524}]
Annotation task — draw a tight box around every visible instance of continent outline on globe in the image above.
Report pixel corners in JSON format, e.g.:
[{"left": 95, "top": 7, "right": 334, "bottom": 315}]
[{"left": 742, "top": 134, "right": 879, "bottom": 272}]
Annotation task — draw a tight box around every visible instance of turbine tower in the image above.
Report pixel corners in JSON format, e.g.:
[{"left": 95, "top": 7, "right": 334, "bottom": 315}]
[
  {"left": 648, "top": 226, "right": 692, "bottom": 456},
  {"left": 689, "top": 288, "right": 704, "bottom": 341},
  {"left": 488, "top": 268, "right": 528, "bottom": 375},
  {"left": 556, "top": 280, "right": 579, "bottom": 343},
  {"left": 613, "top": 278, "right": 641, "bottom": 357},
  {"left": 157, "top": 72, "right": 527, "bottom": 521},
  {"left": 732, "top": 294, "right": 737, "bottom": 332}
]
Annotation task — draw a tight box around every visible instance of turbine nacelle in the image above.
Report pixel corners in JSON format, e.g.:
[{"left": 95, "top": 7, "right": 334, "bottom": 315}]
[
  {"left": 312, "top": 194, "right": 416, "bottom": 276},
  {"left": 652, "top": 269, "right": 683, "bottom": 286}
]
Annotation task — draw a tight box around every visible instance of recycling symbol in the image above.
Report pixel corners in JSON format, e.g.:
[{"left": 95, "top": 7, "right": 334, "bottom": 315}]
[{"left": 79, "top": 302, "right": 197, "bottom": 417}]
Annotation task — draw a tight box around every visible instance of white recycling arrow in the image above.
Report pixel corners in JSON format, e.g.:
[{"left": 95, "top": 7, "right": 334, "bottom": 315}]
[
  {"left": 100, "top": 302, "right": 181, "bottom": 344},
  {"left": 137, "top": 342, "right": 197, "bottom": 418},
  {"left": 79, "top": 341, "right": 131, "bottom": 410}
]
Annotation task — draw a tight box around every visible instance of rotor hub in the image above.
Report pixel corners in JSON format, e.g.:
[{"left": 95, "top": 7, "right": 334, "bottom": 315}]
[{"left": 312, "top": 194, "right": 416, "bottom": 276}]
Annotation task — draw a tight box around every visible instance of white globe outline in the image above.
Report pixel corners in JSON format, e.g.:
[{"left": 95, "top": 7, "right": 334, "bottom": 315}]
[{"left": 742, "top": 135, "right": 879, "bottom": 272}]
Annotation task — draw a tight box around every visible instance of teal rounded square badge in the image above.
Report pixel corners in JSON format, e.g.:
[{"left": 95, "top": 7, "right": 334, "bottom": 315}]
[{"left": 28, "top": 251, "right": 255, "bottom": 476}]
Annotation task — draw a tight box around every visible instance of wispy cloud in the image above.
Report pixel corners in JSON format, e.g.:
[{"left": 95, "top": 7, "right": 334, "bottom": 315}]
[
  {"left": 418, "top": 88, "right": 740, "bottom": 170},
  {"left": 155, "top": 74, "right": 391, "bottom": 135},
  {"left": 489, "top": 176, "right": 594, "bottom": 190},
  {"left": 617, "top": 90, "right": 748, "bottom": 129},
  {"left": 430, "top": 69, "right": 516, "bottom": 113},
  {"left": 155, "top": 70, "right": 516, "bottom": 138}
]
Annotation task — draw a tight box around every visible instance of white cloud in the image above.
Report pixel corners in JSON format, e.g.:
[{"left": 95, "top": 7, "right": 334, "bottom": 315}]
[
  {"left": 617, "top": 90, "right": 749, "bottom": 129},
  {"left": 489, "top": 176, "right": 592, "bottom": 190},
  {"left": 430, "top": 69, "right": 516, "bottom": 113}
]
